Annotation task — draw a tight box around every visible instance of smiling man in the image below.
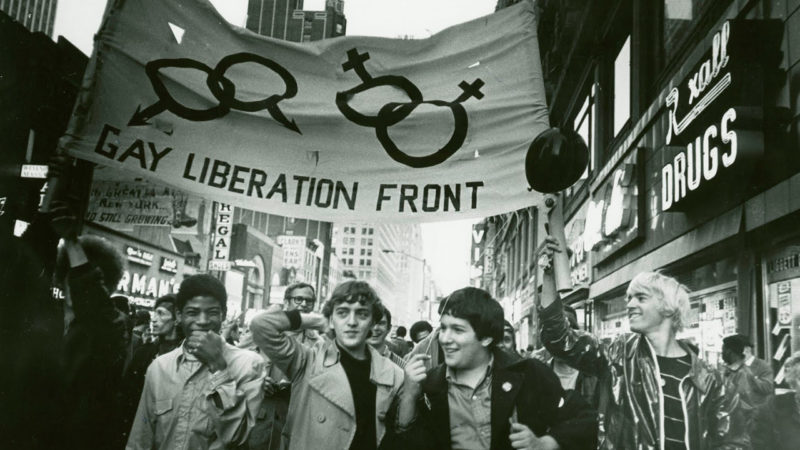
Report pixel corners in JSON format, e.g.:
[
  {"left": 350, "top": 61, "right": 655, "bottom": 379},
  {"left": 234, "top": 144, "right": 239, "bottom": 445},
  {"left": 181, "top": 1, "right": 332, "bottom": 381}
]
[
  {"left": 398, "top": 287, "right": 597, "bottom": 450},
  {"left": 249, "top": 280, "right": 406, "bottom": 450},
  {"left": 126, "top": 274, "right": 264, "bottom": 450},
  {"left": 368, "top": 304, "right": 407, "bottom": 368},
  {"left": 538, "top": 234, "right": 744, "bottom": 450}
]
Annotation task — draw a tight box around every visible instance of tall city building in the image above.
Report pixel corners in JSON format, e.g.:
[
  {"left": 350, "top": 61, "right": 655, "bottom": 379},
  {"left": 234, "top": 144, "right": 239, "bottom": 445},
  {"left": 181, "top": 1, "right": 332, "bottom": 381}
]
[
  {"left": 247, "top": 0, "right": 346, "bottom": 42},
  {"left": 332, "top": 223, "right": 424, "bottom": 328},
  {"left": 0, "top": 0, "right": 57, "bottom": 36}
]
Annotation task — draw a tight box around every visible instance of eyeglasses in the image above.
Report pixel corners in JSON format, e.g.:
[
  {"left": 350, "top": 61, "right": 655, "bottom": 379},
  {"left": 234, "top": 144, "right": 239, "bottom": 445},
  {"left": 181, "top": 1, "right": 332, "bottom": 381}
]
[{"left": 287, "top": 296, "right": 316, "bottom": 306}]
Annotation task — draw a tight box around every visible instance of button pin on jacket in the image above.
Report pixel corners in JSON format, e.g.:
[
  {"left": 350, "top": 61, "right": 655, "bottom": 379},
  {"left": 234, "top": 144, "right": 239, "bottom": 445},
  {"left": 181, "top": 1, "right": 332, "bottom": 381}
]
[{"left": 502, "top": 382, "right": 512, "bottom": 392}]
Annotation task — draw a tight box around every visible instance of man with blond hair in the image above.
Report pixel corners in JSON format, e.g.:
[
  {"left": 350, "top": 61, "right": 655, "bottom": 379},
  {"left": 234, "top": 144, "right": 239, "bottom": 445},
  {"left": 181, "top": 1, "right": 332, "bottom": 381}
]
[{"left": 538, "top": 234, "right": 744, "bottom": 450}]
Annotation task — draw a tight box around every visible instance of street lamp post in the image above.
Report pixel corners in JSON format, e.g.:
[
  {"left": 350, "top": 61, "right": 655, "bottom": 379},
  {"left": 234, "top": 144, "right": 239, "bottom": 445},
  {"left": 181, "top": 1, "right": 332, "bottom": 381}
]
[{"left": 381, "top": 249, "right": 427, "bottom": 321}]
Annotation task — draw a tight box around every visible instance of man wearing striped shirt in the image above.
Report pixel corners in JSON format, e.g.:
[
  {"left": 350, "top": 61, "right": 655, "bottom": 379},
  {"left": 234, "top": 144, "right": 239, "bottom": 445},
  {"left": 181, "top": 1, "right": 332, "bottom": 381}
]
[{"left": 538, "top": 233, "right": 745, "bottom": 450}]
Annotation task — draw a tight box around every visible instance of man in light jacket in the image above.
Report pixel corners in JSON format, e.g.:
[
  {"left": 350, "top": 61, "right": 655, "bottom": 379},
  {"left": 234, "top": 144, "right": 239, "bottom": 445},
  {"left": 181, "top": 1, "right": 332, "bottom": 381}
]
[{"left": 250, "top": 280, "right": 406, "bottom": 450}]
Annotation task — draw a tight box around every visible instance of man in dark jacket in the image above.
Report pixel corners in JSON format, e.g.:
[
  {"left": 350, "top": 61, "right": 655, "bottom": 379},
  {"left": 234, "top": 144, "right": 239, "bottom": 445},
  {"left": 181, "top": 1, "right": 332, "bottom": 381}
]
[
  {"left": 50, "top": 201, "right": 129, "bottom": 450},
  {"left": 397, "top": 287, "right": 597, "bottom": 450},
  {"left": 538, "top": 234, "right": 743, "bottom": 450}
]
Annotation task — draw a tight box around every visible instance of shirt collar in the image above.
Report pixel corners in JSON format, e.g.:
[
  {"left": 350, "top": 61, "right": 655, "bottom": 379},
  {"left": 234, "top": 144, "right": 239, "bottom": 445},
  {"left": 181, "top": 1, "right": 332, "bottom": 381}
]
[
  {"left": 446, "top": 354, "right": 494, "bottom": 389},
  {"left": 745, "top": 355, "right": 755, "bottom": 366}
]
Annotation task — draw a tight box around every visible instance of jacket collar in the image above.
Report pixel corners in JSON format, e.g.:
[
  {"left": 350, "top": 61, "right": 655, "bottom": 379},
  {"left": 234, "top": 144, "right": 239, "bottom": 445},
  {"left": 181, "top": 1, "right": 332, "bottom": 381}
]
[
  {"left": 320, "top": 340, "right": 397, "bottom": 386},
  {"left": 633, "top": 334, "right": 714, "bottom": 394},
  {"left": 421, "top": 348, "right": 525, "bottom": 449}
]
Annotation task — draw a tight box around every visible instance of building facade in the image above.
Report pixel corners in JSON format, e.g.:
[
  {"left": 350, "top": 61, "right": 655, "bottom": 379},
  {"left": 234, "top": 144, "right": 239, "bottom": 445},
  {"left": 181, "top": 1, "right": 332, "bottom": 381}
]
[
  {"left": 0, "top": 0, "right": 57, "bottom": 37},
  {"left": 491, "top": 0, "right": 800, "bottom": 381},
  {"left": 332, "top": 222, "right": 425, "bottom": 328},
  {"left": 247, "top": 0, "right": 346, "bottom": 42}
]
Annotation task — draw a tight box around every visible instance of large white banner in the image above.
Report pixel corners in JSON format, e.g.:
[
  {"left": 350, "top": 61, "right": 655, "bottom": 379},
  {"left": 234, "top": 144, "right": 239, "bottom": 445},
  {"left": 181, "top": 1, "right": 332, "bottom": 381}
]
[{"left": 60, "top": 0, "right": 550, "bottom": 222}]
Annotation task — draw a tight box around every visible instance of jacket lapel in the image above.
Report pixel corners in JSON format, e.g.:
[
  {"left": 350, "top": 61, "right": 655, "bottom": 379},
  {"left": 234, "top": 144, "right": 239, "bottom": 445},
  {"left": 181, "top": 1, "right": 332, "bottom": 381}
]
[
  {"left": 490, "top": 357, "right": 524, "bottom": 450},
  {"left": 422, "top": 364, "right": 452, "bottom": 448},
  {"left": 307, "top": 342, "right": 356, "bottom": 418}
]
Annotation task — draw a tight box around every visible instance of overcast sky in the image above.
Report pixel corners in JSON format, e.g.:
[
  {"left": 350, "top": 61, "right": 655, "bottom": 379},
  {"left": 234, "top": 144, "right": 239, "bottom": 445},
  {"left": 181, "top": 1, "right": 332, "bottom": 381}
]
[{"left": 52, "top": 0, "right": 495, "bottom": 294}]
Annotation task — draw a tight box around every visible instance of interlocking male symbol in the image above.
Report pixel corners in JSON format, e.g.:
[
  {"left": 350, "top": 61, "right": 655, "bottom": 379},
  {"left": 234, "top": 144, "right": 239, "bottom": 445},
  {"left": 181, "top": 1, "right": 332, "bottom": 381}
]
[
  {"left": 130, "top": 53, "right": 301, "bottom": 134},
  {"left": 335, "top": 48, "right": 484, "bottom": 168}
]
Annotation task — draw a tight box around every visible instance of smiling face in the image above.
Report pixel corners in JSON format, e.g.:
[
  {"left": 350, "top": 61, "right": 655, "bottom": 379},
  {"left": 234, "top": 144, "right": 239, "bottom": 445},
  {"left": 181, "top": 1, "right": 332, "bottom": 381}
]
[
  {"left": 438, "top": 314, "right": 492, "bottom": 370},
  {"left": 177, "top": 295, "right": 224, "bottom": 336},
  {"left": 330, "top": 301, "right": 373, "bottom": 352},
  {"left": 367, "top": 314, "right": 389, "bottom": 347},
  {"left": 152, "top": 305, "right": 175, "bottom": 337},
  {"left": 626, "top": 287, "right": 667, "bottom": 335}
]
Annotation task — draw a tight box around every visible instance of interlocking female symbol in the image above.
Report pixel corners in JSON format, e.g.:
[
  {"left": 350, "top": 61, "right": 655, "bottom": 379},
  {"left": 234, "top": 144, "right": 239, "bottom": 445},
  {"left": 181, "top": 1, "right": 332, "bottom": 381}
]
[{"left": 335, "top": 48, "right": 484, "bottom": 168}]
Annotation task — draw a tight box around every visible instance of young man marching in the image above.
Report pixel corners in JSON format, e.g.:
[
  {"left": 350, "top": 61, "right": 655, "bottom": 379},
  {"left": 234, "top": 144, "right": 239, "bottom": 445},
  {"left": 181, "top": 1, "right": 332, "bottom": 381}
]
[
  {"left": 399, "top": 287, "right": 597, "bottom": 450},
  {"left": 538, "top": 234, "right": 744, "bottom": 449},
  {"left": 249, "top": 280, "right": 406, "bottom": 450},
  {"left": 127, "top": 275, "right": 264, "bottom": 450}
]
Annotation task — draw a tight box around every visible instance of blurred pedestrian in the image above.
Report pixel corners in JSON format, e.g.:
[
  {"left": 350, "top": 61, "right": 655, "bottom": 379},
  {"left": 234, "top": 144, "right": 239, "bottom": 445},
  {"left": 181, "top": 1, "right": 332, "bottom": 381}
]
[
  {"left": 498, "top": 320, "right": 517, "bottom": 353},
  {"left": 538, "top": 231, "right": 745, "bottom": 449},
  {"left": 397, "top": 287, "right": 597, "bottom": 450},
  {"left": 721, "top": 334, "right": 757, "bottom": 449},
  {"left": 389, "top": 325, "right": 413, "bottom": 357},
  {"left": 531, "top": 305, "right": 599, "bottom": 408},
  {"left": 249, "top": 280, "right": 407, "bottom": 450},
  {"left": 741, "top": 337, "right": 776, "bottom": 449},
  {"left": 775, "top": 351, "right": 800, "bottom": 450},
  {"left": 126, "top": 274, "right": 264, "bottom": 450},
  {"left": 119, "top": 294, "right": 182, "bottom": 446},
  {"left": 368, "top": 304, "right": 406, "bottom": 367},
  {"left": 410, "top": 320, "right": 433, "bottom": 343},
  {"left": 50, "top": 201, "right": 130, "bottom": 450}
]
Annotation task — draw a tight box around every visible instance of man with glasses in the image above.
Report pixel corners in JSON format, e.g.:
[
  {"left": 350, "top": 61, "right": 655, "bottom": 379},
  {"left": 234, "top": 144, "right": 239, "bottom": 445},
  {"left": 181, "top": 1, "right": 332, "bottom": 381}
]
[
  {"left": 285, "top": 282, "right": 317, "bottom": 313},
  {"left": 241, "top": 283, "right": 323, "bottom": 449}
]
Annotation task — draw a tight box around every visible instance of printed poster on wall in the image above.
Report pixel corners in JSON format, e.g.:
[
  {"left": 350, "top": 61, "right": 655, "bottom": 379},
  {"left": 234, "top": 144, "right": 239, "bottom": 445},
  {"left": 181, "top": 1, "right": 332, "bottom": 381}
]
[{"left": 59, "top": 0, "right": 550, "bottom": 222}]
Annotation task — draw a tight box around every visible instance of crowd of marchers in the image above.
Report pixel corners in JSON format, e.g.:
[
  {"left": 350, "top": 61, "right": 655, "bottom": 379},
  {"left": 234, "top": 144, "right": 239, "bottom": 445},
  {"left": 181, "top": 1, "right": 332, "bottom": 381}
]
[{"left": 2, "top": 166, "right": 800, "bottom": 450}]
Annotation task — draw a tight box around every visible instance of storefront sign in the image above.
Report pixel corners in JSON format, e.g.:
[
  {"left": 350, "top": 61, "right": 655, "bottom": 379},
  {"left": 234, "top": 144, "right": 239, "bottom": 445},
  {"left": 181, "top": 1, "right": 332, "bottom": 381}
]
[
  {"left": 277, "top": 235, "right": 307, "bottom": 269},
  {"left": 471, "top": 222, "right": 486, "bottom": 267},
  {"left": 159, "top": 256, "right": 178, "bottom": 274},
  {"left": 116, "top": 269, "right": 179, "bottom": 300},
  {"left": 126, "top": 245, "right": 154, "bottom": 266},
  {"left": 583, "top": 149, "right": 643, "bottom": 263},
  {"left": 661, "top": 20, "right": 775, "bottom": 212},
  {"left": 20, "top": 164, "right": 48, "bottom": 179},
  {"left": 209, "top": 203, "right": 232, "bottom": 271},
  {"left": 765, "top": 245, "right": 800, "bottom": 283}
]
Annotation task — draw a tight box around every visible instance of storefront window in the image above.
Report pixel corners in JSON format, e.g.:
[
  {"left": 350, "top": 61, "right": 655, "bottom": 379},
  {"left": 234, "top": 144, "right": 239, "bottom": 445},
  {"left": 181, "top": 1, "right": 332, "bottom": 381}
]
[{"left": 763, "top": 243, "right": 800, "bottom": 387}]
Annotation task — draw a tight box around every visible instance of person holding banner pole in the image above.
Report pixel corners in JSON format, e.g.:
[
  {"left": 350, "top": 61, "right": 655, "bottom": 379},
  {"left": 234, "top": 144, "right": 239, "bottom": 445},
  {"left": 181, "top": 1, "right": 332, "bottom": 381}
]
[{"left": 537, "top": 195, "right": 746, "bottom": 450}]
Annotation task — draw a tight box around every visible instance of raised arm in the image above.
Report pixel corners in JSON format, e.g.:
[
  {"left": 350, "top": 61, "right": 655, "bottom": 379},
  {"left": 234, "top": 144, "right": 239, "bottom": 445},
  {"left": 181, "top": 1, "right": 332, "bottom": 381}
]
[{"left": 249, "top": 310, "right": 326, "bottom": 381}]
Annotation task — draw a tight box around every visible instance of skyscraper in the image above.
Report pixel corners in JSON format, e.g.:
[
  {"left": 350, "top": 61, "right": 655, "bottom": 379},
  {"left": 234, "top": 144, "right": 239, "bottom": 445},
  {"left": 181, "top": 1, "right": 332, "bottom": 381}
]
[
  {"left": 0, "top": 0, "right": 57, "bottom": 37},
  {"left": 246, "top": 0, "right": 346, "bottom": 42}
]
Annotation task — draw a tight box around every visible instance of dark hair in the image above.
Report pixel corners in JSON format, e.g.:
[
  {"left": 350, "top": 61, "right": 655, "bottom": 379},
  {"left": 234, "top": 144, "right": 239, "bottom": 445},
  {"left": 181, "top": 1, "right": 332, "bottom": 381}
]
[
  {"left": 563, "top": 305, "right": 579, "bottom": 330},
  {"left": 439, "top": 287, "right": 503, "bottom": 348},
  {"left": 410, "top": 320, "right": 433, "bottom": 342},
  {"left": 396, "top": 326, "right": 407, "bottom": 338},
  {"left": 379, "top": 304, "right": 393, "bottom": 327},
  {"left": 176, "top": 274, "right": 227, "bottom": 312},
  {"left": 55, "top": 236, "right": 125, "bottom": 292},
  {"left": 723, "top": 334, "right": 747, "bottom": 356},
  {"left": 154, "top": 294, "right": 177, "bottom": 317},
  {"left": 111, "top": 295, "right": 131, "bottom": 315},
  {"left": 503, "top": 320, "right": 514, "bottom": 333},
  {"left": 321, "top": 280, "right": 383, "bottom": 322},
  {"left": 134, "top": 310, "right": 151, "bottom": 326},
  {"left": 285, "top": 282, "right": 316, "bottom": 300}
]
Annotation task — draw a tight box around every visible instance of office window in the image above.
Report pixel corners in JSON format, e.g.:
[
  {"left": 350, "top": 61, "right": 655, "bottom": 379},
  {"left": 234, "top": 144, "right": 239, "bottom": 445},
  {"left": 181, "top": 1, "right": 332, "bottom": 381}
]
[
  {"left": 368, "top": 239, "right": 373, "bottom": 246},
  {"left": 360, "top": 248, "right": 365, "bottom": 255},
  {"left": 662, "top": 0, "right": 710, "bottom": 62},
  {"left": 613, "top": 36, "right": 631, "bottom": 136},
  {"left": 366, "top": 259, "right": 372, "bottom": 266},
  {"left": 573, "top": 84, "right": 597, "bottom": 177},
  {"left": 367, "top": 249, "right": 372, "bottom": 256}
]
